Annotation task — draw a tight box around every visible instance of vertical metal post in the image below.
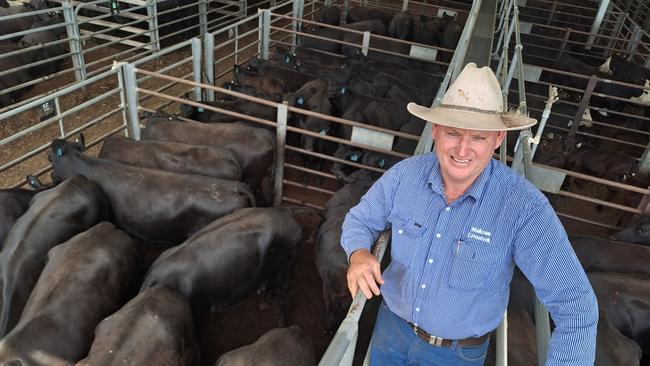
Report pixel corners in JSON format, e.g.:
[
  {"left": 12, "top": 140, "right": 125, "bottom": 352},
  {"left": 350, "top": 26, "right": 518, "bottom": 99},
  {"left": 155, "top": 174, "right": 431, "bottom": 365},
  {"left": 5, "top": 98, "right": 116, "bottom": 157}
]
[
  {"left": 341, "top": 0, "right": 349, "bottom": 25},
  {"left": 240, "top": 0, "right": 247, "bottom": 18},
  {"left": 54, "top": 97, "right": 65, "bottom": 137},
  {"left": 192, "top": 38, "right": 202, "bottom": 102},
  {"left": 565, "top": 75, "right": 598, "bottom": 150},
  {"left": 198, "top": 0, "right": 208, "bottom": 39},
  {"left": 324, "top": 0, "right": 331, "bottom": 5},
  {"left": 402, "top": 0, "right": 409, "bottom": 11},
  {"left": 605, "top": 12, "right": 626, "bottom": 58},
  {"left": 145, "top": 0, "right": 160, "bottom": 52},
  {"left": 637, "top": 137, "right": 650, "bottom": 175},
  {"left": 556, "top": 28, "right": 571, "bottom": 61},
  {"left": 361, "top": 31, "right": 370, "bottom": 56},
  {"left": 116, "top": 64, "right": 130, "bottom": 138},
  {"left": 273, "top": 102, "right": 288, "bottom": 206},
  {"left": 258, "top": 9, "right": 271, "bottom": 60},
  {"left": 626, "top": 25, "right": 643, "bottom": 59},
  {"left": 496, "top": 312, "right": 508, "bottom": 366},
  {"left": 585, "top": 0, "right": 610, "bottom": 49},
  {"left": 546, "top": 0, "right": 558, "bottom": 25},
  {"left": 204, "top": 33, "right": 215, "bottom": 102},
  {"left": 122, "top": 64, "right": 141, "bottom": 141},
  {"left": 535, "top": 300, "right": 551, "bottom": 366},
  {"left": 62, "top": 2, "right": 86, "bottom": 82},
  {"left": 292, "top": 0, "right": 304, "bottom": 49}
]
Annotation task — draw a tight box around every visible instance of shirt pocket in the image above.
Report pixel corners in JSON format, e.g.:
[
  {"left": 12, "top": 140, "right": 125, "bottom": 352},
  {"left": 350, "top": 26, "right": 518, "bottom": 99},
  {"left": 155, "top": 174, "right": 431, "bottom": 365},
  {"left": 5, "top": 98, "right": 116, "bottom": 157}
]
[
  {"left": 389, "top": 214, "right": 426, "bottom": 266},
  {"left": 448, "top": 239, "right": 499, "bottom": 291}
]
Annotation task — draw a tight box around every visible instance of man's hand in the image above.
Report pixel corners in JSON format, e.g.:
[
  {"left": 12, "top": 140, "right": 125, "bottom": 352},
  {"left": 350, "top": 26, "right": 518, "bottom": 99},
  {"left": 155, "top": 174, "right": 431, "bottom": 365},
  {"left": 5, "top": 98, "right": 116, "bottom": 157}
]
[{"left": 347, "top": 249, "right": 384, "bottom": 299}]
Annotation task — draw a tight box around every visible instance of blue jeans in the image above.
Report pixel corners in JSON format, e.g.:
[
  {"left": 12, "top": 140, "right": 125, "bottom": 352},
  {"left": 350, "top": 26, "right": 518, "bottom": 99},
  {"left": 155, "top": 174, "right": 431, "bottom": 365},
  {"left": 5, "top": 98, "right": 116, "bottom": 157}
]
[{"left": 370, "top": 301, "right": 489, "bottom": 366}]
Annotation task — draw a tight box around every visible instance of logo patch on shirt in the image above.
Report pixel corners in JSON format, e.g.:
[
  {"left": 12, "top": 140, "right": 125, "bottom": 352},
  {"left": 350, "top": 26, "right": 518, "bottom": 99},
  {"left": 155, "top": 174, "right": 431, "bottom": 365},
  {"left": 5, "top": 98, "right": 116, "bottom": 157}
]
[{"left": 468, "top": 226, "right": 491, "bottom": 243}]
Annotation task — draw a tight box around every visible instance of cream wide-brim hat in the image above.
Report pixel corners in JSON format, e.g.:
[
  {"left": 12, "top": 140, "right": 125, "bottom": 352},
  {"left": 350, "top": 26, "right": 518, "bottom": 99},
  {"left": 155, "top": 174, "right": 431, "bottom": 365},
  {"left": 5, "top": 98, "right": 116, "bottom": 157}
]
[{"left": 407, "top": 63, "right": 537, "bottom": 131}]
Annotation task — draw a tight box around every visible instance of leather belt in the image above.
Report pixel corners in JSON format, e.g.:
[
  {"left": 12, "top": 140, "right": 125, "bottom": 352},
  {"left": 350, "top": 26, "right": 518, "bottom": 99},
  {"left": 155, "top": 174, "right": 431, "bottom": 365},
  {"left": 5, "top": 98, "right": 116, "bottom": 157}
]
[{"left": 408, "top": 322, "right": 490, "bottom": 347}]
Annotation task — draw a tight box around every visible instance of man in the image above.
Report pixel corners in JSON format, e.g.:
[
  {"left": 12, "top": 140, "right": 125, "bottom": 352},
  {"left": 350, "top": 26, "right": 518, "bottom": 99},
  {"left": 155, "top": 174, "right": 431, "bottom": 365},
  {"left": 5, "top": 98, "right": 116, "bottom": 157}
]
[{"left": 340, "top": 63, "right": 598, "bottom": 365}]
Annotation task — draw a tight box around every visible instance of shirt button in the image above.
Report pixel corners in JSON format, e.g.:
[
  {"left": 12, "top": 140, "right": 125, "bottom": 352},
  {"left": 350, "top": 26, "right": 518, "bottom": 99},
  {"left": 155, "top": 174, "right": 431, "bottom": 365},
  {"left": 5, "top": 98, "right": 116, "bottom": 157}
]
[
  {"left": 435, "top": 233, "right": 441, "bottom": 238},
  {"left": 415, "top": 307, "right": 420, "bottom": 312},
  {"left": 428, "top": 259, "right": 433, "bottom": 264},
  {"left": 445, "top": 207, "right": 450, "bottom": 211},
  {"left": 421, "top": 284, "right": 426, "bottom": 289},
  {"left": 398, "top": 229, "right": 403, "bottom": 234}
]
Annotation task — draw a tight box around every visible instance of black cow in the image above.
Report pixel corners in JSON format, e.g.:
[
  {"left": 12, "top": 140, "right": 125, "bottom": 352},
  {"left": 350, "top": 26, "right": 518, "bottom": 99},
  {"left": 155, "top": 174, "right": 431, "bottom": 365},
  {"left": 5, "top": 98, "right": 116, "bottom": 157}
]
[
  {"left": 318, "top": 5, "right": 340, "bottom": 25},
  {"left": 140, "top": 207, "right": 305, "bottom": 325},
  {"left": 0, "top": 44, "right": 33, "bottom": 107},
  {"left": 595, "top": 310, "right": 642, "bottom": 366},
  {"left": 246, "top": 56, "right": 318, "bottom": 92},
  {"left": 0, "top": 175, "right": 108, "bottom": 337},
  {"left": 484, "top": 304, "right": 537, "bottom": 366},
  {"left": 78, "top": 285, "right": 200, "bottom": 366},
  {"left": 387, "top": 11, "right": 413, "bottom": 40},
  {"left": 570, "top": 235, "right": 650, "bottom": 275},
  {"left": 141, "top": 117, "right": 275, "bottom": 206},
  {"left": 98, "top": 135, "right": 243, "bottom": 181},
  {"left": 589, "top": 271, "right": 650, "bottom": 352},
  {"left": 316, "top": 170, "right": 375, "bottom": 330},
  {"left": 18, "top": 14, "right": 67, "bottom": 77},
  {"left": 215, "top": 327, "right": 316, "bottom": 366},
  {"left": 563, "top": 144, "right": 637, "bottom": 208},
  {"left": 232, "top": 64, "right": 287, "bottom": 101},
  {"left": 346, "top": 6, "right": 395, "bottom": 28},
  {"left": 0, "top": 222, "right": 137, "bottom": 366},
  {"left": 0, "top": 0, "right": 53, "bottom": 38},
  {"left": 613, "top": 215, "right": 650, "bottom": 246},
  {"left": 0, "top": 0, "right": 9, "bottom": 8},
  {"left": 49, "top": 138, "right": 254, "bottom": 244},
  {"left": 0, "top": 188, "right": 37, "bottom": 246},
  {"left": 179, "top": 97, "right": 278, "bottom": 124}
]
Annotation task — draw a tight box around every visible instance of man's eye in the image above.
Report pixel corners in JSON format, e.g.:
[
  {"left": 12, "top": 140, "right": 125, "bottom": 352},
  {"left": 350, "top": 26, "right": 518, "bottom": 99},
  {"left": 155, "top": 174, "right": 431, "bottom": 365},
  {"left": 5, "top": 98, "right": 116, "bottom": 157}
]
[
  {"left": 447, "top": 133, "right": 460, "bottom": 137},
  {"left": 472, "top": 136, "right": 486, "bottom": 141}
]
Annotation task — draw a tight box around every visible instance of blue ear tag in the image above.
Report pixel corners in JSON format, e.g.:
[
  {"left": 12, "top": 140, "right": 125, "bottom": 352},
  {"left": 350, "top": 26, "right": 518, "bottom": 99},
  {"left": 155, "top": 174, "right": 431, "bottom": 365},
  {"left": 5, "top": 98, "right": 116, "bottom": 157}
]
[
  {"left": 340, "top": 87, "right": 346, "bottom": 94},
  {"left": 55, "top": 147, "right": 63, "bottom": 156},
  {"left": 350, "top": 154, "right": 359, "bottom": 162},
  {"left": 378, "top": 158, "right": 386, "bottom": 168},
  {"left": 285, "top": 54, "right": 290, "bottom": 64},
  {"left": 296, "top": 97, "right": 304, "bottom": 105},
  {"left": 198, "top": 107, "right": 204, "bottom": 113},
  {"left": 319, "top": 129, "right": 327, "bottom": 136}
]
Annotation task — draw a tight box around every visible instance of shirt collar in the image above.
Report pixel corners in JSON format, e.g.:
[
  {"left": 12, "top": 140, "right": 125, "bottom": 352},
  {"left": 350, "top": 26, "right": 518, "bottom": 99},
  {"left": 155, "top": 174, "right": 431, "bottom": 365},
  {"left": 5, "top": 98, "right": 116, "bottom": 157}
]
[{"left": 427, "top": 153, "right": 494, "bottom": 202}]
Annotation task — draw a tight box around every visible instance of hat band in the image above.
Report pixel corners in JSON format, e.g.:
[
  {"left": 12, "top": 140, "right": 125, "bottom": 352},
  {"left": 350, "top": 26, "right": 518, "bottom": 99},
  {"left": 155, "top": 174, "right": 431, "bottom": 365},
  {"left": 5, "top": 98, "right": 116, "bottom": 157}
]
[{"left": 439, "top": 104, "right": 501, "bottom": 115}]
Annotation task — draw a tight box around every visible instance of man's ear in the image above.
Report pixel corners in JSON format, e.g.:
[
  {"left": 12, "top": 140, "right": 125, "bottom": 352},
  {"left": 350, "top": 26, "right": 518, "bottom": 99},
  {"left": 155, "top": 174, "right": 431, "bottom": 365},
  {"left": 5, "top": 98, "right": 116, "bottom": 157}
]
[
  {"left": 430, "top": 123, "right": 438, "bottom": 140},
  {"left": 494, "top": 131, "right": 506, "bottom": 149}
]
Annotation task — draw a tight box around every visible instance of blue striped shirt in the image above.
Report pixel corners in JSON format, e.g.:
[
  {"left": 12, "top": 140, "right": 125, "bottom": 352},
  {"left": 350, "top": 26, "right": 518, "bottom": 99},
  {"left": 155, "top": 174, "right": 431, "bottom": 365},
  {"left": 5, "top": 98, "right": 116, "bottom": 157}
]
[{"left": 341, "top": 152, "right": 598, "bottom": 365}]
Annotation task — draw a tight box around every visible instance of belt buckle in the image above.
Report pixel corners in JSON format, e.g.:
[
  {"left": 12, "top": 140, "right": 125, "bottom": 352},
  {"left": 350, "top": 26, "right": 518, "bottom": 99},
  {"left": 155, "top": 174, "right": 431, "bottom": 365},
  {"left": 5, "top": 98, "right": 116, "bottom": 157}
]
[{"left": 428, "top": 335, "right": 444, "bottom": 347}]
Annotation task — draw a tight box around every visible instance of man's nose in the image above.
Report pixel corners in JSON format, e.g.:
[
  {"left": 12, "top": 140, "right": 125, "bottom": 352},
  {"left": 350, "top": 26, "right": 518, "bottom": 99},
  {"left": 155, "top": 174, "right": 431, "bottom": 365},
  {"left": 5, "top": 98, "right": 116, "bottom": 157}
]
[{"left": 457, "top": 135, "right": 471, "bottom": 156}]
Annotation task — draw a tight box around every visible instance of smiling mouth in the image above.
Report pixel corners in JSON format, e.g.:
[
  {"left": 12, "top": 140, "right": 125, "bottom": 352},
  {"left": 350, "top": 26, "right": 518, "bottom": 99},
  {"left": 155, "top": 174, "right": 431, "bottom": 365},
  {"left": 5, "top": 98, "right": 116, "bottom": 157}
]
[{"left": 451, "top": 156, "right": 471, "bottom": 164}]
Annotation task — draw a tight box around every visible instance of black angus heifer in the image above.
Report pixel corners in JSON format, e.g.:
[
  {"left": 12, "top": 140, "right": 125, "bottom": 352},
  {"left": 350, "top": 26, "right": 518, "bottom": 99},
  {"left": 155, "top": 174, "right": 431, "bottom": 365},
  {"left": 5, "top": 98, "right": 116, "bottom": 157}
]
[
  {"left": 300, "top": 19, "right": 388, "bottom": 55},
  {"left": 232, "top": 64, "right": 287, "bottom": 101},
  {"left": 318, "top": 5, "right": 340, "bottom": 25},
  {"left": 589, "top": 271, "right": 650, "bottom": 352},
  {"left": 387, "top": 11, "right": 413, "bottom": 40},
  {"left": 0, "top": 222, "right": 137, "bottom": 366},
  {"left": 18, "top": 15, "right": 67, "bottom": 77},
  {"left": 595, "top": 311, "right": 643, "bottom": 366},
  {"left": 316, "top": 170, "right": 375, "bottom": 330},
  {"left": 0, "top": 175, "right": 108, "bottom": 337},
  {"left": 0, "top": 0, "right": 53, "bottom": 38},
  {"left": 99, "top": 135, "right": 243, "bottom": 181},
  {"left": 0, "top": 188, "right": 38, "bottom": 246},
  {"left": 613, "top": 215, "right": 650, "bottom": 246},
  {"left": 78, "top": 285, "right": 200, "bottom": 366},
  {"left": 564, "top": 144, "right": 637, "bottom": 209},
  {"left": 570, "top": 235, "right": 650, "bottom": 275},
  {"left": 140, "top": 207, "right": 305, "bottom": 326},
  {"left": 0, "top": 0, "right": 8, "bottom": 7},
  {"left": 141, "top": 118, "right": 275, "bottom": 206},
  {"left": 0, "top": 44, "right": 34, "bottom": 107},
  {"left": 346, "top": 6, "right": 395, "bottom": 28},
  {"left": 179, "top": 97, "right": 277, "bottom": 124},
  {"left": 246, "top": 56, "right": 318, "bottom": 92},
  {"left": 215, "top": 327, "right": 316, "bottom": 366},
  {"left": 49, "top": 139, "right": 254, "bottom": 244}
]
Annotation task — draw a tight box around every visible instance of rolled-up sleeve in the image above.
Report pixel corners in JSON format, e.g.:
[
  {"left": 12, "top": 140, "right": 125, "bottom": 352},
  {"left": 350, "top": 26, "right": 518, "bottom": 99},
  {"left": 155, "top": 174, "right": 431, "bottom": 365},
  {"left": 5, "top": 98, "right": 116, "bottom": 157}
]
[
  {"left": 513, "top": 198, "right": 598, "bottom": 366},
  {"left": 341, "top": 163, "right": 403, "bottom": 260}
]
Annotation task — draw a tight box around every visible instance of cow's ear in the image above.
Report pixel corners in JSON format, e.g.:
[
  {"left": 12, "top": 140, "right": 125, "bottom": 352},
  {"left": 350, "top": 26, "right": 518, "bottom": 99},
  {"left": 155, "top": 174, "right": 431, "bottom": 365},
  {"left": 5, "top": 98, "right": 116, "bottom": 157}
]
[
  {"left": 51, "top": 139, "right": 67, "bottom": 156},
  {"left": 75, "top": 133, "right": 86, "bottom": 151},
  {"left": 26, "top": 175, "right": 43, "bottom": 189}
]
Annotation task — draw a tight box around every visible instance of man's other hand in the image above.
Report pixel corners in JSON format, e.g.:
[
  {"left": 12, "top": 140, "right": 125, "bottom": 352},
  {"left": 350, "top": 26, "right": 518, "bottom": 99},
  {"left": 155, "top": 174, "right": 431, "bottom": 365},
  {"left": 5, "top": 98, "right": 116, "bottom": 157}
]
[{"left": 347, "top": 249, "right": 384, "bottom": 299}]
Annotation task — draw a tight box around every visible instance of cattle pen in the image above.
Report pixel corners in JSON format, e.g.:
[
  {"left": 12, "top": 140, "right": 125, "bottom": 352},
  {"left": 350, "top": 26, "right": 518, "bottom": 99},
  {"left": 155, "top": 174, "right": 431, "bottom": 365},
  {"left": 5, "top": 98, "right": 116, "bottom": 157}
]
[{"left": 2, "top": 0, "right": 650, "bottom": 364}]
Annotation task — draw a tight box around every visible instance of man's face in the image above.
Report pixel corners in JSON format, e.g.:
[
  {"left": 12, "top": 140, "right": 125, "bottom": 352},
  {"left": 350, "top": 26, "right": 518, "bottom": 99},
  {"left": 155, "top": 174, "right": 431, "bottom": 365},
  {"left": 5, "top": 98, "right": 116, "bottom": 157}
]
[{"left": 432, "top": 124, "right": 505, "bottom": 189}]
